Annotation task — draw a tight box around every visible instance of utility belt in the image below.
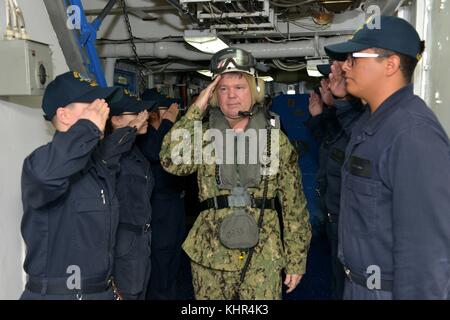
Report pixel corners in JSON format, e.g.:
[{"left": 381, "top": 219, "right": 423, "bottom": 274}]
[
  {"left": 25, "top": 275, "right": 114, "bottom": 297},
  {"left": 118, "top": 222, "right": 151, "bottom": 235},
  {"left": 199, "top": 195, "right": 276, "bottom": 212},
  {"left": 344, "top": 267, "right": 393, "bottom": 292},
  {"left": 199, "top": 192, "right": 278, "bottom": 251}
]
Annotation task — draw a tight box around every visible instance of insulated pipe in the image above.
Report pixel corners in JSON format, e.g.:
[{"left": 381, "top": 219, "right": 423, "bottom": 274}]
[
  {"left": 234, "top": 35, "right": 350, "bottom": 59},
  {"left": 97, "top": 42, "right": 213, "bottom": 60},
  {"left": 97, "top": 35, "right": 350, "bottom": 60}
]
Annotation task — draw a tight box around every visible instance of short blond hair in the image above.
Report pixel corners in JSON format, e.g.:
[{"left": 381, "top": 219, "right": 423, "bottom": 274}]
[{"left": 209, "top": 73, "right": 265, "bottom": 108}]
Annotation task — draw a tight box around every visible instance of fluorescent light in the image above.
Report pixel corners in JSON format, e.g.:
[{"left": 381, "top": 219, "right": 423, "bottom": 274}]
[
  {"left": 196, "top": 70, "right": 213, "bottom": 78},
  {"left": 306, "top": 58, "right": 330, "bottom": 77},
  {"left": 259, "top": 76, "right": 274, "bottom": 82},
  {"left": 307, "top": 69, "right": 324, "bottom": 78},
  {"left": 184, "top": 30, "right": 229, "bottom": 54}
]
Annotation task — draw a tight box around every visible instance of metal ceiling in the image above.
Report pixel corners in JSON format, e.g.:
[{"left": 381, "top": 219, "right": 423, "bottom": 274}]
[{"left": 45, "top": 0, "right": 406, "bottom": 79}]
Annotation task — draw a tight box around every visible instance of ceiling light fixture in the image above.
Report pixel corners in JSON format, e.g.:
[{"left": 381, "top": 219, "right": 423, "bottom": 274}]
[
  {"left": 258, "top": 76, "right": 274, "bottom": 82},
  {"left": 184, "top": 30, "right": 229, "bottom": 54}
]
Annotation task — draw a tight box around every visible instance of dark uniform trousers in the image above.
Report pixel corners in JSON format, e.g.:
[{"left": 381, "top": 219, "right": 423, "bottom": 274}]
[
  {"left": 146, "top": 192, "right": 186, "bottom": 300},
  {"left": 20, "top": 288, "right": 115, "bottom": 300},
  {"left": 343, "top": 279, "right": 392, "bottom": 300},
  {"left": 114, "top": 145, "right": 154, "bottom": 300},
  {"left": 114, "top": 230, "right": 152, "bottom": 300},
  {"left": 137, "top": 118, "right": 186, "bottom": 300}
]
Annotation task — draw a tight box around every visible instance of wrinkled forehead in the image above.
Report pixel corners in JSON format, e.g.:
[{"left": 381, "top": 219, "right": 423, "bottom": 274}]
[
  {"left": 218, "top": 74, "right": 250, "bottom": 88},
  {"left": 219, "top": 72, "right": 245, "bottom": 82}
]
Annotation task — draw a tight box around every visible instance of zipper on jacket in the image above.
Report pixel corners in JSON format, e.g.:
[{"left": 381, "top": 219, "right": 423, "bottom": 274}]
[{"left": 101, "top": 189, "right": 106, "bottom": 204}]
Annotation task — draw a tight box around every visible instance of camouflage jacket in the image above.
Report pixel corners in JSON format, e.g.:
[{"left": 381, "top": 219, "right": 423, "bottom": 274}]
[{"left": 160, "top": 105, "right": 312, "bottom": 275}]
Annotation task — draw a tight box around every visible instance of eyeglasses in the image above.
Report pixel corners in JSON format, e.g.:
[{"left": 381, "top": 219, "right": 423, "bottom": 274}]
[
  {"left": 346, "top": 52, "right": 391, "bottom": 67},
  {"left": 121, "top": 112, "right": 141, "bottom": 116}
]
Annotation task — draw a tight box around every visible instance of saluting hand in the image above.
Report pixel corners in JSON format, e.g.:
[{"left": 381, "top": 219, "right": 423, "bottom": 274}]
[
  {"left": 192, "top": 75, "right": 222, "bottom": 113},
  {"left": 79, "top": 99, "right": 110, "bottom": 134},
  {"left": 319, "top": 78, "right": 334, "bottom": 107},
  {"left": 161, "top": 103, "right": 180, "bottom": 123},
  {"left": 329, "top": 61, "right": 348, "bottom": 99},
  {"left": 309, "top": 92, "right": 324, "bottom": 117},
  {"left": 128, "top": 110, "right": 149, "bottom": 131}
]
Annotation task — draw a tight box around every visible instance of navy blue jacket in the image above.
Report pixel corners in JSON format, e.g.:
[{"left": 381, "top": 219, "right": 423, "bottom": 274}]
[
  {"left": 325, "top": 99, "right": 365, "bottom": 215},
  {"left": 116, "top": 145, "right": 154, "bottom": 226},
  {"left": 306, "top": 100, "right": 364, "bottom": 215},
  {"left": 306, "top": 108, "right": 341, "bottom": 214},
  {"left": 114, "top": 143, "right": 154, "bottom": 297},
  {"left": 21, "top": 120, "right": 136, "bottom": 281},
  {"left": 137, "top": 119, "right": 185, "bottom": 196},
  {"left": 339, "top": 84, "right": 450, "bottom": 299}
]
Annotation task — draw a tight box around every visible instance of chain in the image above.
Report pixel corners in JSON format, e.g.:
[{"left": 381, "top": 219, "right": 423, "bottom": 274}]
[{"left": 121, "top": 0, "right": 146, "bottom": 95}]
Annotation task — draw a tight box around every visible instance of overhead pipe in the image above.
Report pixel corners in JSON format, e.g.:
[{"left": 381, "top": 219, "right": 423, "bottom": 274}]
[
  {"left": 234, "top": 35, "right": 350, "bottom": 59},
  {"left": 97, "top": 35, "right": 350, "bottom": 60},
  {"left": 97, "top": 42, "right": 213, "bottom": 60}
]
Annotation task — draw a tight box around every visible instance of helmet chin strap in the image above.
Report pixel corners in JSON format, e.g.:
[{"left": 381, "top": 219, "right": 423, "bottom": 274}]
[
  {"left": 255, "top": 71, "right": 261, "bottom": 93},
  {"left": 220, "top": 104, "right": 258, "bottom": 120},
  {"left": 220, "top": 110, "right": 244, "bottom": 120}
]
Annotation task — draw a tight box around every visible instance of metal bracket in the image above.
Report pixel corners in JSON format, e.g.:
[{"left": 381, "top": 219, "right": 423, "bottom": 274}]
[
  {"left": 68, "top": 0, "right": 119, "bottom": 87},
  {"left": 228, "top": 187, "right": 252, "bottom": 208}
]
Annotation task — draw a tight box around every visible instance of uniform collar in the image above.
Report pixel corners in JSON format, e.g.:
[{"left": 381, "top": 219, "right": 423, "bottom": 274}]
[{"left": 363, "top": 84, "right": 414, "bottom": 135}]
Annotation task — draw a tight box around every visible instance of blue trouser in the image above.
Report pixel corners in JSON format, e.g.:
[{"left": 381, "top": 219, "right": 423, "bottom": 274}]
[
  {"left": 114, "top": 229, "right": 152, "bottom": 300},
  {"left": 20, "top": 288, "right": 115, "bottom": 300},
  {"left": 325, "top": 215, "right": 345, "bottom": 300},
  {"left": 343, "top": 279, "right": 393, "bottom": 300},
  {"left": 146, "top": 193, "right": 186, "bottom": 300}
]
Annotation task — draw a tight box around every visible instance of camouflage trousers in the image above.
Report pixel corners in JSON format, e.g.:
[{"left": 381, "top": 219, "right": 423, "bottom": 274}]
[{"left": 190, "top": 260, "right": 282, "bottom": 300}]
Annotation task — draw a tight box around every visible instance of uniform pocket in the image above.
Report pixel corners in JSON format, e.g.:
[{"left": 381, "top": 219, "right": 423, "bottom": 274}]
[
  {"left": 73, "top": 197, "right": 108, "bottom": 250},
  {"left": 117, "top": 175, "right": 149, "bottom": 212},
  {"left": 344, "top": 175, "right": 380, "bottom": 236},
  {"left": 114, "top": 234, "right": 151, "bottom": 295},
  {"left": 115, "top": 229, "right": 137, "bottom": 258}
]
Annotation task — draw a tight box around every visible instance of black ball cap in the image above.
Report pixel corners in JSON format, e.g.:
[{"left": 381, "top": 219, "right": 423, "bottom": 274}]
[
  {"left": 317, "top": 64, "right": 331, "bottom": 77},
  {"left": 141, "top": 88, "right": 181, "bottom": 109},
  {"left": 108, "top": 88, "right": 160, "bottom": 116},
  {"left": 42, "top": 71, "right": 123, "bottom": 121},
  {"left": 325, "top": 16, "right": 423, "bottom": 61}
]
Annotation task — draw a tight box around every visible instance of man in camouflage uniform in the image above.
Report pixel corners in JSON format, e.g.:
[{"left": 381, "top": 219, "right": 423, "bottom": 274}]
[{"left": 160, "top": 48, "right": 311, "bottom": 300}]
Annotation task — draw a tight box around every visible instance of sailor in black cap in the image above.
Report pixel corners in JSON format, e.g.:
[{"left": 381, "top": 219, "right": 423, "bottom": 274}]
[
  {"left": 325, "top": 15, "right": 450, "bottom": 299},
  {"left": 307, "top": 63, "right": 365, "bottom": 299},
  {"left": 137, "top": 88, "right": 186, "bottom": 300},
  {"left": 20, "top": 71, "right": 139, "bottom": 300},
  {"left": 106, "top": 92, "right": 159, "bottom": 300}
]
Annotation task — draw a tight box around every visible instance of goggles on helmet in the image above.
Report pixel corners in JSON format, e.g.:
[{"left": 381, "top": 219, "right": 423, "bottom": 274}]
[{"left": 210, "top": 48, "right": 257, "bottom": 79}]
